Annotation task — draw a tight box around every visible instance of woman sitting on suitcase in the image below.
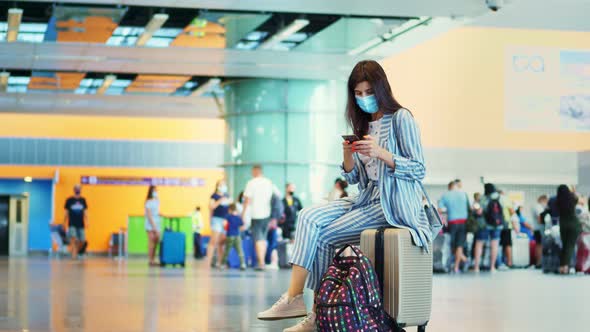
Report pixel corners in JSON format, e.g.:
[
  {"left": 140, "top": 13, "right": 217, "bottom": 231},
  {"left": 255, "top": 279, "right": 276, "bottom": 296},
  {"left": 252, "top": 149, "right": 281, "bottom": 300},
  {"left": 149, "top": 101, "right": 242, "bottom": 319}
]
[{"left": 257, "top": 60, "right": 435, "bottom": 332}]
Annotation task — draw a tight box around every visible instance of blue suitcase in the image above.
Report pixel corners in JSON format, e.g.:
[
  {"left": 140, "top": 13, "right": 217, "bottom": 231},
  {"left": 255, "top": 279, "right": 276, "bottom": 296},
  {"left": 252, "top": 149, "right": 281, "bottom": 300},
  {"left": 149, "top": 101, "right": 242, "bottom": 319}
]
[
  {"left": 193, "top": 232, "right": 204, "bottom": 259},
  {"left": 160, "top": 218, "right": 186, "bottom": 268},
  {"left": 242, "top": 231, "right": 258, "bottom": 267}
]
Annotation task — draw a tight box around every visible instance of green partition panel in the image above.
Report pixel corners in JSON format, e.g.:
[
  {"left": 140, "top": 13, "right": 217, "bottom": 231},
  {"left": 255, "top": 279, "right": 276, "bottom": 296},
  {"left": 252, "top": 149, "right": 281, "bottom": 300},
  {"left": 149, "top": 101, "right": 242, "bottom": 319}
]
[{"left": 127, "top": 216, "right": 194, "bottom": 255}]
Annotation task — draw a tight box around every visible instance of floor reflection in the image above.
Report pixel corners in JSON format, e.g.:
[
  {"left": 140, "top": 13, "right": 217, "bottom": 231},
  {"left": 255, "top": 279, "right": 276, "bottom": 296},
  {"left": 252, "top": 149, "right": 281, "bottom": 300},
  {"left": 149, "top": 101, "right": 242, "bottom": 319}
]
[{"left": 1, "top": 257, "right": 589, "bottom": 332}]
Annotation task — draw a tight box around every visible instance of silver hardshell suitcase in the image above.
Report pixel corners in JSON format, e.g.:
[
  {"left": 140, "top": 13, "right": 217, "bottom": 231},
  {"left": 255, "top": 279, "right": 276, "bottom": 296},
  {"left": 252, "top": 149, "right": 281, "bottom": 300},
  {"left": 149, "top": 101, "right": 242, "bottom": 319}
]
[
  {"left": 511, "top": 231, "right": 531, "bottom": 268},
  {"left": 360, "top": 228, "right": 433, "bottom": 332}
]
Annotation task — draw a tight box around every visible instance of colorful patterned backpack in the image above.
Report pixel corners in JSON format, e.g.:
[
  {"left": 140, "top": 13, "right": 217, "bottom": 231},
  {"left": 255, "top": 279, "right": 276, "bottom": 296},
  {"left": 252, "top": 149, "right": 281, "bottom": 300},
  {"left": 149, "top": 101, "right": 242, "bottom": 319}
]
[{"left": 315, "top": 245, "right": 392, "bottom": 332}]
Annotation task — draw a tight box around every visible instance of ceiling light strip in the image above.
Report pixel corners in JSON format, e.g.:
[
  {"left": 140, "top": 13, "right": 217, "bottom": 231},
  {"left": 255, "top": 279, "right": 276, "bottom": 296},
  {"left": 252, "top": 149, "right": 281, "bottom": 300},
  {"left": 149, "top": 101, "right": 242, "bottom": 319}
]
[
  {"left": 96, "top": 75, "right": 117, "bottom": 95},
  {"left": 136, "top": 14, "right": 169, "bottom": 47},
  {"left": 348, "top": 16, "right": 431, "bottom": 56},
  {"left": 7, "top": 8, "right": 23, "bottom": 42},
  {"left": 191, "top": 78, "right": 221, "bottom": 97},
  {"left": 0, "top": 72, "right": 9, "bottom": 92},
  {"left": 259, "top": 19, "right": 310, "bottom": 50}
]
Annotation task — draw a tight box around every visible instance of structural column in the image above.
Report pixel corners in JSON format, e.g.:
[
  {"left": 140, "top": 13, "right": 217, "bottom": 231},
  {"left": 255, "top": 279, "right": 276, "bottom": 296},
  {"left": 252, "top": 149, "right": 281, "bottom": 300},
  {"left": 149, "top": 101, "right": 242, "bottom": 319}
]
[{"left": 223, "top": 79, "right": 348, "bottom": 205}]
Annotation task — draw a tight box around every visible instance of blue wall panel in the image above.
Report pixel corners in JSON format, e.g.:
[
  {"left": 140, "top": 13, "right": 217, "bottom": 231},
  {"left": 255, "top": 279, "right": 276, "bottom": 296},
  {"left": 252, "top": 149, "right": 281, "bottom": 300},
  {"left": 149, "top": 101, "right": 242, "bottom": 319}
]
[
  {"left": 0, "top": 179, "right": 53, "bottom": 251},
  {"left": 0, "top": 137, "right": 223, "bottom": 169}
]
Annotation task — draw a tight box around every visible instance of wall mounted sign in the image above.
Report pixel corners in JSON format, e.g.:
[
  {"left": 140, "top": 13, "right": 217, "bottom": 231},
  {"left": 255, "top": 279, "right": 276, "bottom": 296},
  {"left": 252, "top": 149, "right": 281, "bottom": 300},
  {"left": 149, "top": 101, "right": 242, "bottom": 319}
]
[{"left": 81, "top": 176, "right": 205, "bottom": 187}]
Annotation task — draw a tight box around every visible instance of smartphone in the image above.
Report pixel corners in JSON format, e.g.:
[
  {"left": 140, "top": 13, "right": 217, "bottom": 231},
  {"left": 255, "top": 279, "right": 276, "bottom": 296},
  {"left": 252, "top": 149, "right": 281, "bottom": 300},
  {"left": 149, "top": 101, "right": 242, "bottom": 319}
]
[{"left": 341, "top": 134, "right": 360, "bottom": 143}]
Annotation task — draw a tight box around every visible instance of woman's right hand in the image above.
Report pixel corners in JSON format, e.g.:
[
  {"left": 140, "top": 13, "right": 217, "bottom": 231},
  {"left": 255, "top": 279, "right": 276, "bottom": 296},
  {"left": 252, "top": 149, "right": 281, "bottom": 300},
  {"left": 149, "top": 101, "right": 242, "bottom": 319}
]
[
  {"left": 342, "top": 140, "right": 355, "bottom": 173},
  {"left": 342, "top": 140, "right": 353, "bottom": 155}
]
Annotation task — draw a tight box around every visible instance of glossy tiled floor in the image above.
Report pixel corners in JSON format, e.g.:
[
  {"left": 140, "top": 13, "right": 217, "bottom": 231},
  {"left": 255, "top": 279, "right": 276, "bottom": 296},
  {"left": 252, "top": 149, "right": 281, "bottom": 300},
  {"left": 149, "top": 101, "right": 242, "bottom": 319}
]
[{"left": 0, "top": 257, "right": 589, "bottom": 332}]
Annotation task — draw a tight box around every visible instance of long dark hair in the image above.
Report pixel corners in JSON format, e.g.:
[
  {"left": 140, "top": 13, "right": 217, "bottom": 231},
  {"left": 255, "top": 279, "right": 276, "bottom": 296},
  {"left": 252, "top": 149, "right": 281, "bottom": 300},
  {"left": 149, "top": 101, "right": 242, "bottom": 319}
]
[
  {"left": 146, "top": 185, "right": 156, "bottom": 201},
  {"left": 556, "top": 184, "right": 575, "bottom": 213},
  {"left": 484, "top": 183, "right": 496, "bottom": 196},
  {"left": 346, "top": 60, "right": 404, "bottom": 138},
  {"left": 335, "top": 179, "right": 349, "bottom": 198}
]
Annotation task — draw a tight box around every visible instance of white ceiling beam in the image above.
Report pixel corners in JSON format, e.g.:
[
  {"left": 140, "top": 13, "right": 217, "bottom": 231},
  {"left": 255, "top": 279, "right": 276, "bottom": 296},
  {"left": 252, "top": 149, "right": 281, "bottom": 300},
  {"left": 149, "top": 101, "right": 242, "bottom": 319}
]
[
  {"left": 0, "top": 92, "right": 220, "bottom": 118},
  {"left": 0, "top": 42, "right": 359, "bottom": 80}
]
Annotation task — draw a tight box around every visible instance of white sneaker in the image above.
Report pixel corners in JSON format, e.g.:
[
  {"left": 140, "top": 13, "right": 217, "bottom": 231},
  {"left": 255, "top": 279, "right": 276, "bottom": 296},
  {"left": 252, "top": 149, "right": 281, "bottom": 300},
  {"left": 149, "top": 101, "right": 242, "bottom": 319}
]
[
  {"left": 257, "top": 293, "right": 307, "bottom": 321},
  {"left": 284, "top": 312, "right": 317, "bottom": 332}
]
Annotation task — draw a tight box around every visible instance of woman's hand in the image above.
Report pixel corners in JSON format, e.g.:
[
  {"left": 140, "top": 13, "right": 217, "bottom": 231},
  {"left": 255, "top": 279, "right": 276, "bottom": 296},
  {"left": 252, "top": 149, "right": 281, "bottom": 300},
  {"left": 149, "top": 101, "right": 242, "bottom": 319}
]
[
  {"left": 353, "top": 135, "right": 383, "bottom": 158},
  {"left": 342, "top": 140, "right": 353, "bottom": 155},
  {"left": 342, "top": 140, "right": 355, "bottom": 173}
]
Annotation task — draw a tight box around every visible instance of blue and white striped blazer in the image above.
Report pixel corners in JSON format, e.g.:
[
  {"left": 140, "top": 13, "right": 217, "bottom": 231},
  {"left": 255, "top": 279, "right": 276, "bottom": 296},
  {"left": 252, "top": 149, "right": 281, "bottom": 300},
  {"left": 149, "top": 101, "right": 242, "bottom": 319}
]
[{"left": 341, "top": 108, "right": 433, "bottom": 250}]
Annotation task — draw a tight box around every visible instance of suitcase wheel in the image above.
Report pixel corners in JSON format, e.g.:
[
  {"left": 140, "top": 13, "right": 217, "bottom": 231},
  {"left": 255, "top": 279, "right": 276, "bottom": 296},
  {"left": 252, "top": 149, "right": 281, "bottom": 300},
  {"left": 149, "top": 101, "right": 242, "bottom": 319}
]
[
  {"left": 418, "top": 325, "right": 427, "bottom": 332},
  {"left": 180, "top": 263, "right": 185, "bottom": 268}
]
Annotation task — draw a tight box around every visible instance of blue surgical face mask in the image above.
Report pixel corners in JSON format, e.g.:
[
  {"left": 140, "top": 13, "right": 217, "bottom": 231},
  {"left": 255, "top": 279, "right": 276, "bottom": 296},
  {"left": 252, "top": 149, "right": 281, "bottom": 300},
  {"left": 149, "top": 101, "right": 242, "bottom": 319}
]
[
  {"left": 219, "top": 185, "right": 228, "bottom": 193},
  {"left": 355, "top": 95, "right": 379, "bottom": 114},
  {"left": 152, "top": 192, "right": 158, "bottom": 199}
]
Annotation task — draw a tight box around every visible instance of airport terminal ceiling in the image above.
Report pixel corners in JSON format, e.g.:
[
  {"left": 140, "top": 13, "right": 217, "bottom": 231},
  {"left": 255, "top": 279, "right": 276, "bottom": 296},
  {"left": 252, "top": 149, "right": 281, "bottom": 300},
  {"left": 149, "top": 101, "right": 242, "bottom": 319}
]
[{"left": 0, "top": 1, "right": 462, "bottom": 117}]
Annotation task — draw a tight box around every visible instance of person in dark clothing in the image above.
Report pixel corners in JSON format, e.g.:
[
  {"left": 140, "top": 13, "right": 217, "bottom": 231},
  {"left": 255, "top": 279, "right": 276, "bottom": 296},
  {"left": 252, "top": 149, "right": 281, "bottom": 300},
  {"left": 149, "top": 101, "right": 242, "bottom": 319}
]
[
  {"left": 64, "top": 184, "right": 88, "bottom": 260},
  {"left": 220, "top": 204, "right": 246, "bottom": 270},
  {"left": 556, "top": 184, "right": 582, "bottom": 274},
  {"left": 548, "top": 195, "right": 560, "bottom": 226},
  {"left": 281, "top": 183, "right": 303, "bottom": 240}
]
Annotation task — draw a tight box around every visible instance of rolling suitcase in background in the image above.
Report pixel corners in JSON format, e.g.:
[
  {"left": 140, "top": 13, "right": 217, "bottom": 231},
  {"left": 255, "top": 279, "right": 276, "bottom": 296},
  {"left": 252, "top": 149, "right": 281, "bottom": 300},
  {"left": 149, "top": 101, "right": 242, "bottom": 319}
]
[
  {"left": 511, "top": 231, "right": 531, "bottom": 268},
  {"left": 242, "top": 231, "right": 257, "bottom": 267},
  {"left": 542, "top": 227, "right": 561, "bottom": 274},
  {"left": 432, "top": 233, "right": 451, "bottom": 273},
  {"left": 360, "top": 228, "right": 432, "bottom": 332},
  {"left": 575, "top": 232, "right": 590, "bottom": 274},
  {"left": 277, "top": 241, "right": 294, "bottom": 268},
  {"left": 480, "top": 239, "right": 492, "bottom": 270},
  {"left": 463, "top": 232, "right": 475, "bottom": 270},
  {"left": 160, "top": 218, "right": 186, "bottom": 268},
  {"left": 193, "top": 232, "right": 203, "bottom": 259},
  {"left": 529, "top": 240, "right": 537, "bottom": 266}
]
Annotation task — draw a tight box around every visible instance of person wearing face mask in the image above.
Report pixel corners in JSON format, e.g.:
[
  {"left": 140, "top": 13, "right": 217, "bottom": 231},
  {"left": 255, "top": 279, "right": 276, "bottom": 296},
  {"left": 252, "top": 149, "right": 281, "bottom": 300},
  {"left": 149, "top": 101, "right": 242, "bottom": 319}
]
[
  {"left": 64, "top": 184, "right": 89, "bottom": 260},
  {"left": 257, "top": 60, "right": 432, "bottom": 332},
  {"left": 281, "top": 183, "right": 303, "bottom": 241},
  {"left": 207, "top": 180, "right": 230, "bottom": 268},
  {"left": 144, "top": 185, "right": 160, "bottom": 266}
]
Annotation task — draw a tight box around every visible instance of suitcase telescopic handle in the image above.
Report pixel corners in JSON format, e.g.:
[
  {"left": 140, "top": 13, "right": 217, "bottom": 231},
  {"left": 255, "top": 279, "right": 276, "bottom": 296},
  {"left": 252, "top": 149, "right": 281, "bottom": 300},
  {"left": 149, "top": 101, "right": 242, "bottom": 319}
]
[
  {"left": 166, "top": 217, "right": 181, "bottom": 231},
  {"left": 375, "top": 228, "right": 385, "bottom": 298}
]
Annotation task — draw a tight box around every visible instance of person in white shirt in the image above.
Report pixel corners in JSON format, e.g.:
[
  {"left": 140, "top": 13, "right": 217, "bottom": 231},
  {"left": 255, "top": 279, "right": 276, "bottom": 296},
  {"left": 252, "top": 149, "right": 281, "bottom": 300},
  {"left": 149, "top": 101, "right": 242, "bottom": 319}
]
[
  {"left": 531, "top": 195, "right": 551, "bottom": 267},
  {"left": 576, "top": 195, "right": 590, "bottom": 232},
  {"left": 242, "top": 165, "right": 278, "bottom": 271}
]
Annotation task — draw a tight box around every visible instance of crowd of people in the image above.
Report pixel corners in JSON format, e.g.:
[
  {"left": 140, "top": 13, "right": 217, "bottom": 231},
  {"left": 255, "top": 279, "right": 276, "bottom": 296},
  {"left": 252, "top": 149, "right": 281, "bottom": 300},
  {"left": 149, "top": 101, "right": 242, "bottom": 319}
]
[
  {"left": 436, "top": 179, "right": 590, "bottom": 274},
  {"left": 201, "top": 164, "right": 353, "bottom": 271}
]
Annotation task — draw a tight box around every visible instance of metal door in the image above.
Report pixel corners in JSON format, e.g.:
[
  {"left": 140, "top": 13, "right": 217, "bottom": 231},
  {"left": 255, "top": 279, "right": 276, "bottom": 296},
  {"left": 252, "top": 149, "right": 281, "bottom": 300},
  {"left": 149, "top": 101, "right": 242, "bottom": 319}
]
[{"left": 9, "top": 195, "right": 29, "bottom": 256}]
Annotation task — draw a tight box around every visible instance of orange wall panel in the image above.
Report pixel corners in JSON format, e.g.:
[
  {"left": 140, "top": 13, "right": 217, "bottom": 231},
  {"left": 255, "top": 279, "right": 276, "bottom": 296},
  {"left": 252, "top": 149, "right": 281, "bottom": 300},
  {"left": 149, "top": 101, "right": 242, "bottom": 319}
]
[
  {"left": 171, "top": 34, "right": 226, "bottom": 48},
  {"left": 0, "top": 114, "right": 225, "bottom": 142},
  {"left": 380, "top": 27, "right": 590, "bottom": 151},
  {"left": 57, "top": 16, "right": 117, "bottom": 43},
  {"left": 0, "top": 165, "right": 225, "bottom": 252}
]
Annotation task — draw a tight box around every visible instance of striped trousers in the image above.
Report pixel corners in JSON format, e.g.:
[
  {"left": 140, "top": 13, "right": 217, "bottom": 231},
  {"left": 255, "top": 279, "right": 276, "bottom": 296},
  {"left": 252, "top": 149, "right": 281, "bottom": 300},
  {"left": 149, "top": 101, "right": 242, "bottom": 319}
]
[{"left": 290, "top": 182, "right": 389, "bottom": 291}]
